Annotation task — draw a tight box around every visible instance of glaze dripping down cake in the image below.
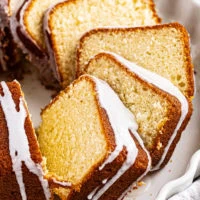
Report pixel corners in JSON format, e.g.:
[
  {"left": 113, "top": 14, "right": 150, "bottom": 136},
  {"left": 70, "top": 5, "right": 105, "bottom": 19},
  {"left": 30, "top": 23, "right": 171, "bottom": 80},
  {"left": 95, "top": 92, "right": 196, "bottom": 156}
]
[
  {"left": 0, "top": 80, "right": 72, "bottom": 200},
  {"left": 0, "top": 0, "right": 195, "bottom": 199},
  {"left": 0, "top": 80, "right": 51, "bottom": 200},
  {"left": 82, "top": 52, "right": 192, "bottom": 171},
  {"left": 44, "top": 0, "right": 161, "bottom": 87},
  {"left": 38, "top": 75, "right": 151, "bottom": 199}
]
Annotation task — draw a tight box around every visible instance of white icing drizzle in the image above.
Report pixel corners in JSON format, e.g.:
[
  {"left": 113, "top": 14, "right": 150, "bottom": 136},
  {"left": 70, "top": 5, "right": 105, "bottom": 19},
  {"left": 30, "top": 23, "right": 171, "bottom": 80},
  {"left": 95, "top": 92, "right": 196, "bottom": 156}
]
[
  {"left": 0, "top": 81, "right": 51, "bottom": 200},
  {"left": 87, "top": 76, "right": 151, "bottom": 200},
  {"left": 87, "top": 186, "right": 100, "bottom": 200},
  {"left": 102, "top": 179, "right": 108, "bottom": 184},
  {"left": 103, "top": 52, "right": 189, "bottom": 171},
  {"left": 52, "top": 178, "right": 72, "bottom": 187}
]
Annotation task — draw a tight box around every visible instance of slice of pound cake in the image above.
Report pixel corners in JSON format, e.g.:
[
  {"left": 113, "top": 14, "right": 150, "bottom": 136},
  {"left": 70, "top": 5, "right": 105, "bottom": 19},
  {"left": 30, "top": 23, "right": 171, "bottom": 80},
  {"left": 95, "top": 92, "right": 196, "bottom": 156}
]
[
  {"left": 38, "top": 75, "right": 151, "bottom": 199},
  {"left": 83, "top": 52, "right": 192, "bottom": 171},
  {"left": 5, "top": 0, "right": 62, "bottom": 89},
  {"left": 0, "top": 80, "right": 71, "bottom": 199},
  {"left": 77, "top": 22, "right": 194, "bottom": 99},
  {"left": 44, "top": 0, "right": 161, "bottom": 87},
  {"left": 16, "top": 0, "right": 66, "bottom": 53},
  {"left": 0, "top": 80, "right": 51, "bottom": 200}
]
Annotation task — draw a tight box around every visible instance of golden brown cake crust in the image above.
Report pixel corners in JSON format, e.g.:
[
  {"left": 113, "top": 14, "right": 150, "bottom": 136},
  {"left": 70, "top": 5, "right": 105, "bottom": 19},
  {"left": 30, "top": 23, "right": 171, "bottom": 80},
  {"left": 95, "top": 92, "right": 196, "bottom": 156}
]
[
  {"left": 0, "top": 81, "right": 49, "bottom": 200},
  {"left": 159, "top": 100, "right": 193, "bottom": 169},
  {"left": 68, "top": 135, "right": 148, "bottom": 200},
  {"left": 83, "top": 52, "right": 191, "bottom": 169},
  {"left": 46, "top": 0, "right": 161, "bottom": 86},
  {"left": 42, "top": 75, "right": 149, "bottom": 199},
  {"left": 148, "top": 0, "right": 162, "bottom": 24},
  {"left": 77, "top": 22, "right": 194, "bottom": 98},
  {"left": 23, "top": 0, "right": 44, "bottom": 50}
]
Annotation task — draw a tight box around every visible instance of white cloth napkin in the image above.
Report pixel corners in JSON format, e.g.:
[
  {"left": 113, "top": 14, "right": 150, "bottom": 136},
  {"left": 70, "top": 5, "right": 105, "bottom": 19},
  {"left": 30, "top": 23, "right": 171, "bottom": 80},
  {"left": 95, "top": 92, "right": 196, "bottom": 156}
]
[{"left": 169, "top": 178, "right": 200, "bottom": 200}]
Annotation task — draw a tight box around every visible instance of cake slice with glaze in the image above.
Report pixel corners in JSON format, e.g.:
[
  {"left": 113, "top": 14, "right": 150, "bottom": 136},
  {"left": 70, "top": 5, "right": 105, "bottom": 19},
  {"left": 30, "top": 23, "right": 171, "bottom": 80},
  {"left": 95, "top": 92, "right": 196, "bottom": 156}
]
[
  {"left": 0, "top": 80, "right": 71, "bottom": 200},
  {"left": 14, "top": 0, "right": 65, "bottom": 55},
  {"left": 38, "top": 75, "right": 151, "bottom": 199},
  {"left": 82, "top": 52, "right": 192, "bottom": 171},
  {"left": 0, "top": 0, "right": 61, "bottom": 88},
  {"left": 0, "top": 80, "right": 51, "bottom": 199},
  {"left": 77, "top": 22, "right": 194, "bottom": 99},
  {"left": 44, "top": 0, "right": 161, "bottom": 87}
]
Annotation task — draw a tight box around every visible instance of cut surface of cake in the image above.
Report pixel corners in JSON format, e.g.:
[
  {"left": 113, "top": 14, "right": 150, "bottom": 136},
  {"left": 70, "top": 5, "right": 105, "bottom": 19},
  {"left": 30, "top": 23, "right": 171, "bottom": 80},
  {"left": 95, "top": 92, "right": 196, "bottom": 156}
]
[
  {"left": 0, "top": 80, "right": 51, "bottom": 199},
  {"left": 0, "top": 0, "right": 60, "bottom": 89},
  {"left": 44, "top": 0, "right": 161, "bottom": 87},
  {"left": 0, "top": 80, "right": 72, "bottom": 199},
  {"left": 18, "top": 0, "right": 65, "bottom": 53},
  {"left": 77, "top": 22, "right": 194, "bottom": 98},
  {"left": 38, "top": 75, "right": 151, "bottom": 199},
  {"left": 83, "top": 52, "right": 192, "bottom": 171}
]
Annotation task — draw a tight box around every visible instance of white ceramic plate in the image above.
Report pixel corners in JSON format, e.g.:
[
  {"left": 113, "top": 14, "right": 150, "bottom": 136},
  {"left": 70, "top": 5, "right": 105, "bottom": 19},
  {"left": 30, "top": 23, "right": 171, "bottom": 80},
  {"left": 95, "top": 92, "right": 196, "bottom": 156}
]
[
  {"left": 156, "top": 149, "right": 200, "bottom": 200},
  {"left": 0, "top": 0, "right": 200, "bottom": 199}
]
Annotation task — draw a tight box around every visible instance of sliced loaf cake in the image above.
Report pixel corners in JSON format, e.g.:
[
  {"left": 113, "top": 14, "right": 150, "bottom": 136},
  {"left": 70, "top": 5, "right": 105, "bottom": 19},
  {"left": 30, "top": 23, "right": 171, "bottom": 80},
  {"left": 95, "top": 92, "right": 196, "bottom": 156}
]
[
  {"left": 83, "top": 52, "right": 192, "bottom": 171},
  {"left": 38, "top": 75, "right": 151, "bottom": 199},
  {"left": 0, "top": 80, "right": 72, "bottom": 199},
  {"left": 18, "top": 0, "right": 66, "bottom": 53},
  {"left": 77, "top": 22, "right": 194, "bottom": 98},
  {"left": 44, "top": 0, "right": 161, "bottom": 87},
  {"left": 1, "top": 0, "right": 61, "bottom": 88},
  {"left": 0, "top": 80, "right": 51, "bottom": 199}
]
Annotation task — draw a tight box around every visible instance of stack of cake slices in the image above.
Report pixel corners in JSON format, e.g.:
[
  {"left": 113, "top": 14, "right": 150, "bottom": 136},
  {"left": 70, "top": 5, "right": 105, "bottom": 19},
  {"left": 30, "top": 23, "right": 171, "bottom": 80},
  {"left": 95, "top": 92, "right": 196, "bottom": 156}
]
[
  {"left": 0, "top": 0, "right": 195, "bottom": 199},
  {"left": 0, "top": 0, "right": 160, "bottom": 88}
]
